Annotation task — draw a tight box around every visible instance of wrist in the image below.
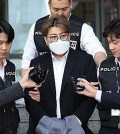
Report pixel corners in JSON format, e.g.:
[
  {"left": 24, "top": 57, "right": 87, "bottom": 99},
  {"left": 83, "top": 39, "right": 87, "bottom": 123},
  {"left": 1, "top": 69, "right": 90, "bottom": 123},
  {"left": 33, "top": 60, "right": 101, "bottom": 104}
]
[
  {"left": 19, "top": 81, "right": 25, "bottom": 90},
  {"left": 92, "top": 89, "right": 97, "bottom": 98}
]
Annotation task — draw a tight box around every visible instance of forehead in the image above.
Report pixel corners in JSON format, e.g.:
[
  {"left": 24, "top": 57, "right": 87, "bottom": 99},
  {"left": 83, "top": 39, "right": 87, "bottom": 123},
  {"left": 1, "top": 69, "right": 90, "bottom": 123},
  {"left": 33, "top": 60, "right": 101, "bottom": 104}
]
[
  {"left": 107, "top": 34, "right": 120, "bottom": 41},
  {"left": 47, "top": 27, "right": 65, "bottom": 35},
  {"left": 0, "top": 32, "right": 8, "bottom": 40},
  {"left": 50, "top": 0, "right": 70, "bottom": 7}
]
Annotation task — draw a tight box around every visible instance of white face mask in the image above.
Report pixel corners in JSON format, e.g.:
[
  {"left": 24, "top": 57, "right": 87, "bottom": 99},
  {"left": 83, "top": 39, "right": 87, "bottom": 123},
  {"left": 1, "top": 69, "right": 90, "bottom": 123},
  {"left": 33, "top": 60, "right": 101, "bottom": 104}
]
[{"left": 48, "top": 40, "right": 70, "bottom": 55}]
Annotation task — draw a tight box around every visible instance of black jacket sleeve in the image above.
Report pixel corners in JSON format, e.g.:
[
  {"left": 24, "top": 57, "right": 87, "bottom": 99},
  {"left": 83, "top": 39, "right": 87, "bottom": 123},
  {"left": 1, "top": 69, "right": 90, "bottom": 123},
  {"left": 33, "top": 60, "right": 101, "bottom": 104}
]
[{"left": 24, "top": 89, "right": 46, "bottom": 125}]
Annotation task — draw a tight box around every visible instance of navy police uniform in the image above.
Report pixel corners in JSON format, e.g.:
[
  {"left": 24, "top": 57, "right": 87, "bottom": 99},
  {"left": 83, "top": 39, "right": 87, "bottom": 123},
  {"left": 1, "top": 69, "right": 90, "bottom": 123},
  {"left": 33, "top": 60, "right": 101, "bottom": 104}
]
[
  {"left": 98, "top": 57, "right": 120, "bottom": 134},
  {"left": 0, "top": 60, "right": 20, "bottom": 134}
]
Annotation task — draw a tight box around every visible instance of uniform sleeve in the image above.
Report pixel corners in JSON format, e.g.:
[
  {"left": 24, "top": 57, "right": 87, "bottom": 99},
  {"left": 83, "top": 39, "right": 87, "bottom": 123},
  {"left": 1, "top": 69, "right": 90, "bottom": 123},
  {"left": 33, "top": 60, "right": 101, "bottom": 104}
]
[
  {"left": 21, "top": 23, "right": 39, "bottom": 69},
  {"left": 80, "top": 23, "right": 107, "bottom": 57},
  {"left": 101, "top": 92, "right": 120, "bottom": 109}
]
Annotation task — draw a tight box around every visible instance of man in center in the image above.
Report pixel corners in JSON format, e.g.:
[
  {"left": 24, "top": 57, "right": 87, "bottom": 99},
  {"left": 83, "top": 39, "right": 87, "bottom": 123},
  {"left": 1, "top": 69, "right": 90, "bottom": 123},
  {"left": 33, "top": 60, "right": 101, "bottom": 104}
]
[{"left": 25, "top": 16, "right": 97, "bottom": 134}]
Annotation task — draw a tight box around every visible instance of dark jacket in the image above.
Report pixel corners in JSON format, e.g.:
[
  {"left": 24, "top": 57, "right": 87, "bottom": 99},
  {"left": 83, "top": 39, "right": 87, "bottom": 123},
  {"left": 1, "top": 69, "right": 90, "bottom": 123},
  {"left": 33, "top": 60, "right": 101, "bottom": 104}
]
[{"left": 25, "top": 48, "right": 97, "bottom": 134}]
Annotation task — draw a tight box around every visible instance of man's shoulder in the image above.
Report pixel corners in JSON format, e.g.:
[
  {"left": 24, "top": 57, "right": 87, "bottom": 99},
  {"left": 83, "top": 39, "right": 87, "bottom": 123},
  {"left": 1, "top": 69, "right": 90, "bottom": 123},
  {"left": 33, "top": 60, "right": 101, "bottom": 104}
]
[
  {"left": 36, "top": 15, "right": 49, "bottom": 25},
  {"left": 99, "top": 57, "right": 115, "bottom": 69},
  {"left": 70, "top": 48, "right": 93, "bottom": 60},
  {"left": 70, "top": 15, "right": 84, "bottom": 26},
  {"left": 6, "top": 60, "right": 15, "bottom": 67},
  {"left": 101, "top": 56, "right": 115, "bottom": 65},
  {"left": 31, "top": 52, "right": 50, "bottom": 62}
]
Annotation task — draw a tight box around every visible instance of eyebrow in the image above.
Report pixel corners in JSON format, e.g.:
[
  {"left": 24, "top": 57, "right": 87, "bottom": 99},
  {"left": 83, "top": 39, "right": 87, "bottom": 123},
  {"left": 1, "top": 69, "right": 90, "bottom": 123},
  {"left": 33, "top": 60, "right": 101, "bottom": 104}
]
[
  {"left": 49, "top": 32, "right": 67, "bottom": 36},
  {"left": 52, "top": 6, "right": 68, "bottom": 10}
]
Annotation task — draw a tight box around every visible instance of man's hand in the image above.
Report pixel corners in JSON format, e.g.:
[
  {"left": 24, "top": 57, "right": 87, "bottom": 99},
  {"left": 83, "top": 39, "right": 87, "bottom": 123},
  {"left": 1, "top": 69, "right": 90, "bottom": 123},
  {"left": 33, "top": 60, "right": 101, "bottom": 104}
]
[
  {"left": 77, "top": 78, "right": 99, "bottom": 98},
  {"left": 29, "top": 89, "right": 40, "bottom": 102}
]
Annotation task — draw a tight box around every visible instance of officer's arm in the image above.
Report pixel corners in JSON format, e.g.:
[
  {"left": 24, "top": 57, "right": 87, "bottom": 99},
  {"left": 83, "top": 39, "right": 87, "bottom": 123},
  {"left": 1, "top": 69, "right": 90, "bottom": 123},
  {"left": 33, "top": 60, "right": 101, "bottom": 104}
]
[
  {"left": 21, "top": 68, "right": 28, "bottom": 78},
  {"left": 94, "top": 52, "right": 106, "bottom": 66}
]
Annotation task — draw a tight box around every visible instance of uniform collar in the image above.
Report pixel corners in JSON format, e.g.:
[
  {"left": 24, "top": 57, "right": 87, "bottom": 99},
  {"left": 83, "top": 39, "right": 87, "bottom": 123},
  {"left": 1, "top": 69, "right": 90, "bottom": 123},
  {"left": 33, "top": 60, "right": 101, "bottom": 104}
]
[{"left": 115, "top": 58, "right": 120, "bottom": 66}]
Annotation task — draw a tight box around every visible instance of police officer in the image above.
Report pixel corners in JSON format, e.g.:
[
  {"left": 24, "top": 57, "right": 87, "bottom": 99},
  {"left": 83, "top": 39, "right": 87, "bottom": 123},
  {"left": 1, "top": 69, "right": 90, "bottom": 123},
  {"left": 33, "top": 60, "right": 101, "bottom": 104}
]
[
  {"left": 77, "top": 18, "right": 120, "bottom": 134},
  {"left": 0, "top": 67, "right": 40, "bottom": 107},
  {"left": 0, "top": 19, "right": 20, "bottom": 134},
  {"left": 0, "top": 20, "right": 40, "bottom": 134}
]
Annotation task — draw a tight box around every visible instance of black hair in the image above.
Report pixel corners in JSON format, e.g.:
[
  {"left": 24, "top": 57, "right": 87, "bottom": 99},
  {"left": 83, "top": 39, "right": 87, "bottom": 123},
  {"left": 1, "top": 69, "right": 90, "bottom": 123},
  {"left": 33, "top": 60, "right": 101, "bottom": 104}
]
[
  {"left": 0, "top": 19, "right": 15, "bottom": 43},
  {"left": 42, "top": 16, "right": 70, "bottom": 37},
  {"left": 103, "top": 18, "right": 120, "bottom": 39}
]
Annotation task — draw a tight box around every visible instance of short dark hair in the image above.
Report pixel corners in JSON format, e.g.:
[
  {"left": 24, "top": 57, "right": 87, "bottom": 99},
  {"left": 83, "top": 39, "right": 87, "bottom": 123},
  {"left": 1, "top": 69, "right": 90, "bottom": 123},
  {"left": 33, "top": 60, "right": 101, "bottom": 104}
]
[
  {"left": 42, "top": 16, "right": 70, "bottom": 37},
  {"left": 103, "top": 18, "right": 120, "bottom": 39},
  {"left": 0, "top": 19, "right": 14, "bottom": 43},
  {"left": 49, "top": 0, "right": 71, "bottom": 4}
]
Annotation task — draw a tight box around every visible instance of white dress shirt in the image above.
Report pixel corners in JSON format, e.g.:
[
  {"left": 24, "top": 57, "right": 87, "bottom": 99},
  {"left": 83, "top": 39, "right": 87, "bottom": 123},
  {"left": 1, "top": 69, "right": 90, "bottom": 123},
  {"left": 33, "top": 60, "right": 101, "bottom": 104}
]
[
  {"left": 50, "top": 52, "right": 82, "bottom": 125},
  {"left": 21, "top": 22, "right": 106, "bottom": 69},
  {"left": 51, "top": 52, "right": 68, "bottom": 118}
]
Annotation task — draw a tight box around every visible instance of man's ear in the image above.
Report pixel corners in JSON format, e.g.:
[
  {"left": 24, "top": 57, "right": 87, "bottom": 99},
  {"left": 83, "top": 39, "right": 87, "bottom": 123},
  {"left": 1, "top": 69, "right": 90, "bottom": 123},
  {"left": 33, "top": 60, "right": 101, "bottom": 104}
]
[
  {"left": 70, "top": 0, "right": 72, "bottom": 9},
  {"left": 48, "top": 1, "right": 51, "bottom": 10}
]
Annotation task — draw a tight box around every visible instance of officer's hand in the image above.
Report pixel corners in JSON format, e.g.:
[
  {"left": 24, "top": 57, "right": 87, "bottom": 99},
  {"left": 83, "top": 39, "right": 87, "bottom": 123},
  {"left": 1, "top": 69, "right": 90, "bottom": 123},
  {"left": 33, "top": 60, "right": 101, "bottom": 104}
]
[
  {"left": 77, "top": 78, "right": 98, "bottom": 98},
  {"left": 19, "top": 67, "right": 41, "bottom": 89}
]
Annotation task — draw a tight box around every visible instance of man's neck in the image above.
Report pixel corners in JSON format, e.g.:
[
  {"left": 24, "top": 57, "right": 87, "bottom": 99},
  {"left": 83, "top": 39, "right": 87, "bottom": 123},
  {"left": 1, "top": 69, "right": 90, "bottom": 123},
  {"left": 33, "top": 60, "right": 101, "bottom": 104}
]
[
  {"left": 52, "top": 53, "right": 65, "bottom": 61},
  {"left": 0, "top": 59, "right": 5, "bottom": 68}
]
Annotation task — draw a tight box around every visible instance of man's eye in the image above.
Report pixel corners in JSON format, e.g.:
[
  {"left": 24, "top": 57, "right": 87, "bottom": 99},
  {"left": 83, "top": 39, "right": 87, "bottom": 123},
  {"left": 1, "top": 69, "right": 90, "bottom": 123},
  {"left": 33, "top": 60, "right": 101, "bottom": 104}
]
[
  {"left": 63, "top": 8, "right": 68, "bottom": 11},
  {"left": 61, "top": 35, "right": 67, "bottom": 37},
  {"left": 113, "top": 42, "right": 117, "bottom": 44},
  {"left": 53, "top": 8, "right": 59, "bottom": 11},
  {"left": 51, "top": 36, "right": 57, "bottom": 39}
]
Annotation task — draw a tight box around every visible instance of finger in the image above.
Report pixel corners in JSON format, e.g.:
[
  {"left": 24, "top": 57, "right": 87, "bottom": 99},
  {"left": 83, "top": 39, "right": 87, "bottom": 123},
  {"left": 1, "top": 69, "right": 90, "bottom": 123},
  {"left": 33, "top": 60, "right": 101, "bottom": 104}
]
[
  {"left": 31, "top": 95, "right": 40, "bottom": 100},
  {"left": 34, "top": 85, "right": 41, "bottom": 90},
  {"left": 26, "top": 67, "right": 34, "bottom": 75},
  {"left": 94, "top": 86, "right": 99, "bottom": 90},
  {"left": 76, "top": 91, "right": 84, "bottom": 95},
  {"left": 78, "top": 78, "right": 89, "bottom": 84},
  {"left": 29, "top": 94, "right": 40, "bottom": 99},
  {"left": 29, "top": 92, "right": 40, "bottom": 99},
  {"left": 29, "top": 94, "right": 40, "bottom": 98},
  {"left": 29, "top": 91, "right": 40, "bottom": 95},
  {"left": 90, "top": 82, "right": 99, "bottom": 86},
  {"left": 30, "top": 96, "right": 40, "bottom": 102}
]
